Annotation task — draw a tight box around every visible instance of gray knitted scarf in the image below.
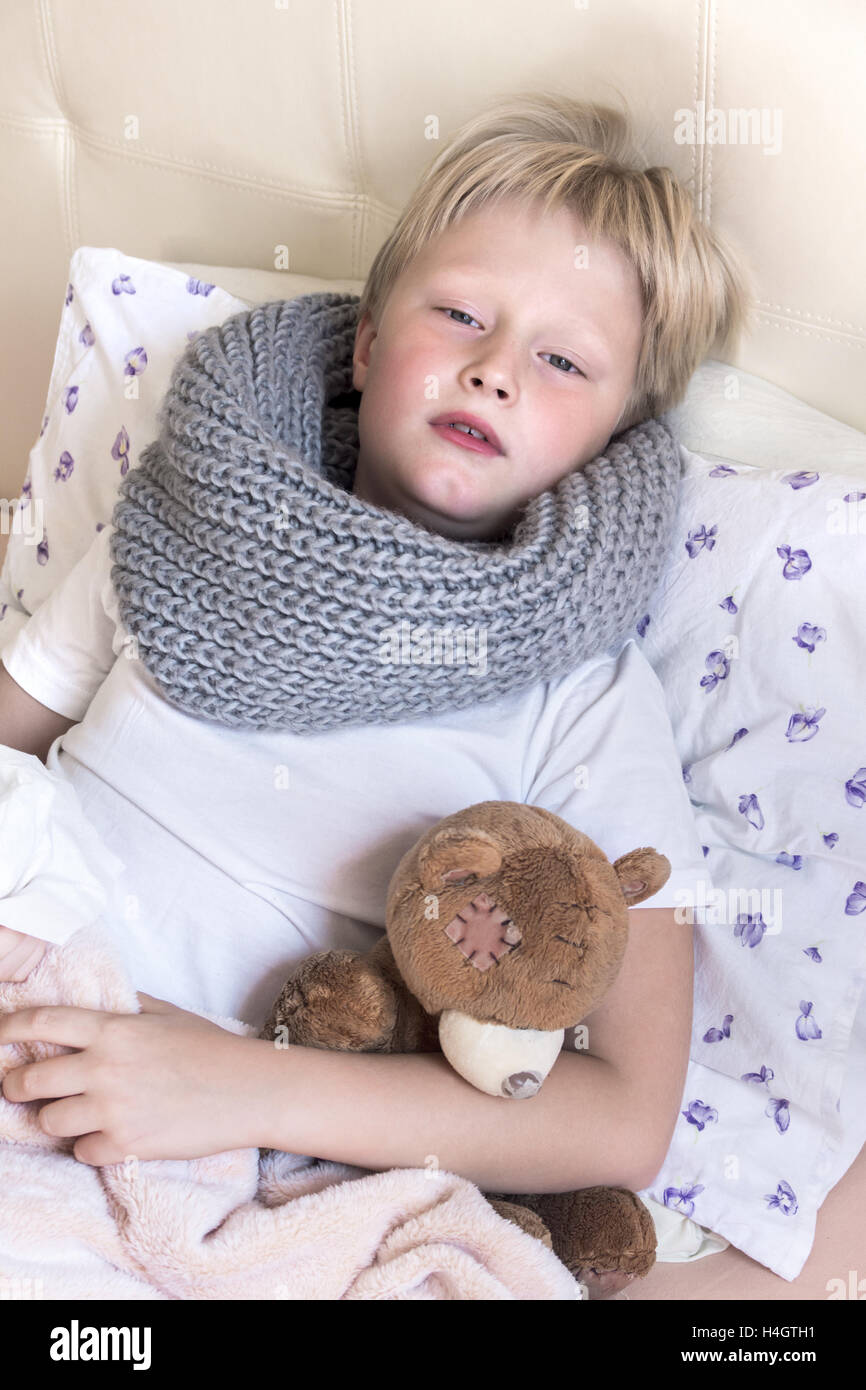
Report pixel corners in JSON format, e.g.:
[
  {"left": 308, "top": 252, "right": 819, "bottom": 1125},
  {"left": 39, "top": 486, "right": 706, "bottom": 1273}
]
[{"left": 108, "top": 292, "right": 683, "bottom": 734}]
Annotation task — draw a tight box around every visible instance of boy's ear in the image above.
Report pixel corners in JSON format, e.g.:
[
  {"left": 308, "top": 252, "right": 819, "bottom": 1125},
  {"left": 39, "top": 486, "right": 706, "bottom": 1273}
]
[{"left": 353, "top": 312, "right": 375, "bottom": 391}]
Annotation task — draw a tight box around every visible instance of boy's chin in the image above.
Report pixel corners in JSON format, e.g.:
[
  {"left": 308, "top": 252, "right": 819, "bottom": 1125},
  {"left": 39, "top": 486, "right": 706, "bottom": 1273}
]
[
  {"left": 410, "top": 498, "right": 519, "bottom": 544},
  {"left": 354, "top": 463, "right": 517, "bottom": 541}
]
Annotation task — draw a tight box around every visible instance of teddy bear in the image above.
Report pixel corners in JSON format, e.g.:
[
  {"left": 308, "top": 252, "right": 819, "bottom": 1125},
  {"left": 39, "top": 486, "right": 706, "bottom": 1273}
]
[{"left": 259, "top": 799, "right": 671, "bottom": 1299}]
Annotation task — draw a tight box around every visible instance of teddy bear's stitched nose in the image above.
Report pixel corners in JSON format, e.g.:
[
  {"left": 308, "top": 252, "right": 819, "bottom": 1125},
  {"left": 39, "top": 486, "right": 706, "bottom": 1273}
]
[{"left": 442, "top": 892, "right": 522, "bottom": 970}]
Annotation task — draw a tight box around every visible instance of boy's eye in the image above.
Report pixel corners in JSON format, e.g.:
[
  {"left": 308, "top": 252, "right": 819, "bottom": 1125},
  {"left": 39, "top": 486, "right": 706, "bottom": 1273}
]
[
  {"left": 542, "top": 352, "right": 586, "bottom": 378},
  {"left": 441, "top": 307, "right": 481, "bottom": 328},
  {"left": 438, "top": 308, "right": 586, "bottom": 378}
]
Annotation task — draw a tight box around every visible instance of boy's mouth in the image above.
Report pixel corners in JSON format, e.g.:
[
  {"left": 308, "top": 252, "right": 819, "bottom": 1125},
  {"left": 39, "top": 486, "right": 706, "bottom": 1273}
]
[{"left": 429, "top": 412, "right": 504, "bottom": 457}]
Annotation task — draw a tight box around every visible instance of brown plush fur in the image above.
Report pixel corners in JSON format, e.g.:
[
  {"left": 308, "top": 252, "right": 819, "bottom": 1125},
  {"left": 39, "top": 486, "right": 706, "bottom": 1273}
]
[{"left": 260, "top": 800, "right": 670, "bottom": 1298}]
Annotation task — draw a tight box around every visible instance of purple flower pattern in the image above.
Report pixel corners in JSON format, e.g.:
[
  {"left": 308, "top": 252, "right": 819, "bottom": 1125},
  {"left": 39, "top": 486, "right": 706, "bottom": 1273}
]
[
  {"left": 845, "top": 882, "right": 866, "bottom": 915},
  {"left": 663, "top": 1184, "right": 705, "bottom": 1217},
  {"left": 734, "top": 913, "right": 767, "bottom": 948},
  {"left": 781, "top": 471, "right": 820, "bottom": 490},
  {"left": 777, "top": 544, "right": 812, "bottom": 579},
  {"left": 764, "top": 1181, "right": 798, "bottom": 1215},
  {"left": 766, "top": 1098, "right": 790, "bottom": 1133},
  {"left": 112, "top": 427, "right": 131, "bottom": 476},
  {"left": 786, "top": 706, "right": 824, "bottom": 742},
  {"left": 682, "top": 1100, "right": 718, "bottom": 1131},
  {"left": 686, "top": 524, "right": 717, "bottom": 558},
  {"left": 123, "top": 346, "right": 148, "bottom": 377},
  {"left": 795, "top": 1001, "right": 822, "bottom": 1040},
  {"left": 703, "top": 1014, "right": 733, "bottom": 1043},
  {"left": 54, "top": 452, "right": 74, "bottom": 482},
  {"left": 700, "top": 649, "right": 730, "bottom": 691},
  {"left": 793, "top": 622, "right": 825, "bottom": 653},
  {"left": 738, "top": 793, "right": 764, "bottom": 831},
  {"left": 742, "top": 1065, "right": 774, "bottom": 1085},
  {"left": 845, "top": 769, "right": 866, "bottom": 808},
  {"left": 775, "top": 852, "right": 803, "bottom": 870},
  {"left": 185, "top": 276, "right": 216, "bottom": 297}
]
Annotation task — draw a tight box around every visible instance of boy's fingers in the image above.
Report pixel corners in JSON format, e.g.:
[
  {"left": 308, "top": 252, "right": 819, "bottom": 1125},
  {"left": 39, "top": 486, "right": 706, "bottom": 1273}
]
[
  {"left": 2, "top": 1051, "right": 88, "bottom": 1103},
  {"left": 0, "top": 1005, "right": 99, "bottom": 1046}
]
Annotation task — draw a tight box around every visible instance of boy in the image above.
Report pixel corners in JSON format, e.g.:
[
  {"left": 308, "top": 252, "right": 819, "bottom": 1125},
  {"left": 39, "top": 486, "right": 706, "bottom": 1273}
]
[{"left": 0, "top": 93, "right": 750, "bottom": 1215}]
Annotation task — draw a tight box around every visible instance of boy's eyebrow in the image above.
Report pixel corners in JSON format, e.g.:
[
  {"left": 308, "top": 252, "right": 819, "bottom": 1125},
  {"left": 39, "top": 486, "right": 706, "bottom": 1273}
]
[{"left": 431, "top": 266, "right": 615, "bottom": 367}]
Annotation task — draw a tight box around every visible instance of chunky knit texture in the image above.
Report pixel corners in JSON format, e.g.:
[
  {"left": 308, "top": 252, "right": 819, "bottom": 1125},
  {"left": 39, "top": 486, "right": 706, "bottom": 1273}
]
[{"left": 108, "top": 292, "right": 683, "bottom": 734}]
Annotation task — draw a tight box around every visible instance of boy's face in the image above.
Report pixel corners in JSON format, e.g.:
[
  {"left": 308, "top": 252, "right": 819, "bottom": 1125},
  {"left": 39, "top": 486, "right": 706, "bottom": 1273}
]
[{"left": 350, "top": 198, "right": 644, "bottom": 541}]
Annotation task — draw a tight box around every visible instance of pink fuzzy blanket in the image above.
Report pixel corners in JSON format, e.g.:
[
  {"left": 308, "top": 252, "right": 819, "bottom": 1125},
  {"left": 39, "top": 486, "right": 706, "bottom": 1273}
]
[{"left": 0, "top": 923, "right": 582, "bottom": 1300}]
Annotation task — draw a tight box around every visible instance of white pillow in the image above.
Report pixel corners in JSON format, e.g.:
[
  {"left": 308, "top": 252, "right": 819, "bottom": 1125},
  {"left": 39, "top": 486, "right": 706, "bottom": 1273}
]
[
  {"left": 661, "top": 355, "right": 866, "bottom": 476},
  {"left": 634, "top": 432, "right": 866, "bottom": 1280},
  {"left": 0, "top": 245, "right": 361, "bottom": 648}
]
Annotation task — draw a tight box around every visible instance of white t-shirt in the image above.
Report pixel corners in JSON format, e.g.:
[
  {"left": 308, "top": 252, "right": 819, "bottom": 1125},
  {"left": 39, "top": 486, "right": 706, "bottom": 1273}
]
[{"left": 0, "top": 524, "right": 709, "bottom": 1031}]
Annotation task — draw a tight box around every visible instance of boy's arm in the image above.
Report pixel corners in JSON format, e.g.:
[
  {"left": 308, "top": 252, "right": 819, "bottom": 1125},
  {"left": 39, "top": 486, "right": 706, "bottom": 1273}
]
[
  {"left": 253, "top": 905, "right": 691, "bottom": 1193},
  {"left": 255, "top": 1038, "right": 646, "bottom": 1194},
  {"left": 0, "top": 661, "right": 76, "bottom": 979},
  {"left": 0, "top": 523, "right": 121, "bottom": 762},
  {"left": 0, "top": 659, "right": 76, "bottom": 763},
  {"left": 0, "top": 924, "right": 50, "bottom": 981},
  {"left": 574, "top": 904, "right": 695, "bottom": 1186}
]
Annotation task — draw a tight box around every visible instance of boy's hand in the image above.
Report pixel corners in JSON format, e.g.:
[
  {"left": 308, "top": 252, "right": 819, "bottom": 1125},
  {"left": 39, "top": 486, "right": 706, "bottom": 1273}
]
[
  {"left": 0, "top": 925, "right": 49, "bottom": 982},
  {"left": 0, "top": 994, "right": 271, "bottom": 1165}
]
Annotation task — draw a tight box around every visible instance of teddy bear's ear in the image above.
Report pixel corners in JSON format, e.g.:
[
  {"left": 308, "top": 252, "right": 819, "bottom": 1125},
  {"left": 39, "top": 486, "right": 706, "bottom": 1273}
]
[
  {"left": 417, "top": 829, "right": 503, "bottom": 894},
  {"left": 612, "top": 848, "right": 672, "bottom": 907}
]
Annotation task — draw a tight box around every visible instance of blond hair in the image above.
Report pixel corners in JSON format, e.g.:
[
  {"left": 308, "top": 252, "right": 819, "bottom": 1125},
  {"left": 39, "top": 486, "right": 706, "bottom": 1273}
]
[{"left": 357, "top": 91, "right": 754, "bottom": 433}]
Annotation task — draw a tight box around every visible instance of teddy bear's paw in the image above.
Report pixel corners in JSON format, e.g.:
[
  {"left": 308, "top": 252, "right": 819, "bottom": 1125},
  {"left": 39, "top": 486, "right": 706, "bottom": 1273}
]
[
  {"left": 487, "top": 1198, "right": 553, "bottom": 1250},
  {"left": 501, "top": 1185, "right": 656, "bottom": 1297},
  {"left": 266, "top": 950, "right": 399, "bottom": 1052}
]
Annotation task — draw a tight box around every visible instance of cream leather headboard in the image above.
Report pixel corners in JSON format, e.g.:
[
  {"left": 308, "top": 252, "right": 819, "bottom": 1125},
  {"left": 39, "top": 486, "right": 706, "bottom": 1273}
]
[{"left": 1, "top": 0, "right": 863, "bottom": 523}]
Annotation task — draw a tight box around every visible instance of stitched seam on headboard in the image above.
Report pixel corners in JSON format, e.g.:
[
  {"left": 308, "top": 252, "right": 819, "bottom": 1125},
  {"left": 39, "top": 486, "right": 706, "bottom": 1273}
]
[
  {"left": 706, "top": 0, "right": 719, "bottom": 227},
  {"left": 752, "top": 315, "right": 866, "bottom": 349},
  {"left": 338, "top": 0, "right": 366, "bottom": 281},
  {"left": 1, "top": 114, "right": 396, "bottom": 216},
  {"left": 692, "top": 0, "right": 705, "bottom": 221},
  {"left": 37, "top": 0, "right": 79, "bottom": 261},
  {"left": 755, "top": 304, "right": 866, "bottom": 335},
  {"left": 694, "top": 0, "right": 716, "bottom": 227}
]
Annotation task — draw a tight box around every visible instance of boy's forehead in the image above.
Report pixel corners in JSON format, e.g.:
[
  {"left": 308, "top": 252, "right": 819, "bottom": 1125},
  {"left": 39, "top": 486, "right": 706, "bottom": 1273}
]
[
  {"left": 413, "top": 204, "right": 630, "bottom": 290},
  {"left": 400, "top": 214, "right": 638, "bottom": 356},
  {"left": 427, "top": 198, "right": 590, "bottom": 254}
]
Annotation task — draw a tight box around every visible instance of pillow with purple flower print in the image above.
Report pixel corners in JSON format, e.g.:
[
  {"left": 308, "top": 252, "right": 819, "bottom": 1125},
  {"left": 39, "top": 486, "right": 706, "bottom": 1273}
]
[
  {"left": 632, "top": 435, "right": 866, "bottom": 1277},
  {"left": 0, "top": 245, "right": 358, "bottom": 653}
]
